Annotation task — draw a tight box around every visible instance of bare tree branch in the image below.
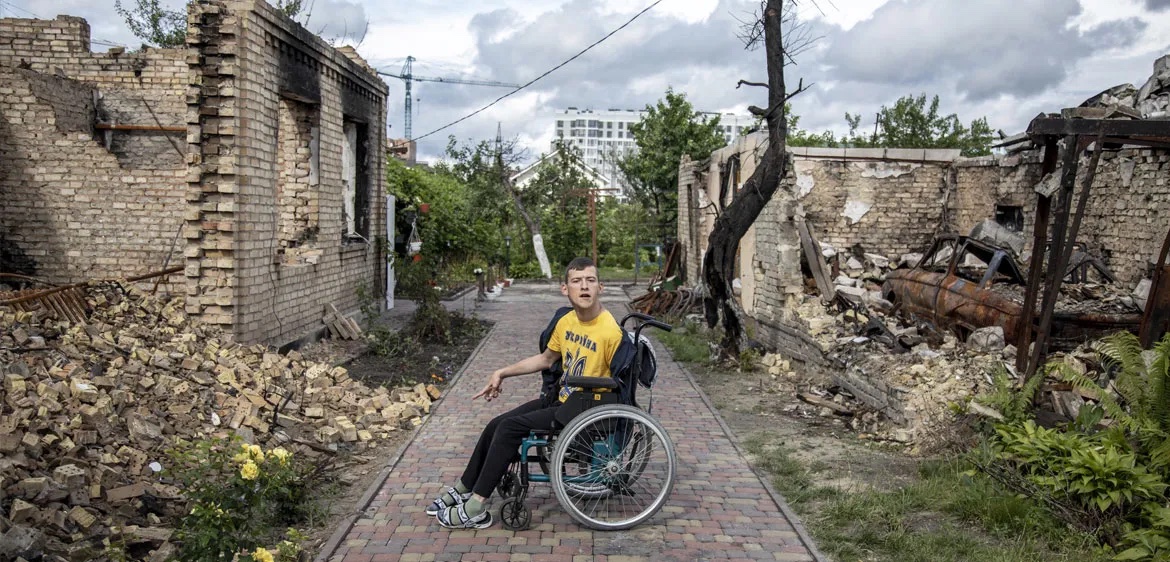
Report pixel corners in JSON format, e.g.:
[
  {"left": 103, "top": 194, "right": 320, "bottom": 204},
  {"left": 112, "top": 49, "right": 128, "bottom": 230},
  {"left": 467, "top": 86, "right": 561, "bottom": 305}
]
[{"left": 737, "top": 80, "right": 769, "bottom": 89}]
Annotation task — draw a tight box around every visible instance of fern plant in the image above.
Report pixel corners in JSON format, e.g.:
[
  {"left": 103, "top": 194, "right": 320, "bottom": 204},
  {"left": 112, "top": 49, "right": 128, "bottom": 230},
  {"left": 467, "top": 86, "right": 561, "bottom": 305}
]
[
  {"left": 1057, "top": 332, "right": 1170, "bottom": 473},
  {"left": 976, "top": 363, "right": 1046, "bottom": 424}
]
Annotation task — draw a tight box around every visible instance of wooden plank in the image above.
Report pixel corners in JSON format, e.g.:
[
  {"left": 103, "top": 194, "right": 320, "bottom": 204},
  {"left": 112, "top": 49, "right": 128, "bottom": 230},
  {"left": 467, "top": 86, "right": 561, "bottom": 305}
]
[
  {"left": 796, "top": 218, "right": 835, "bottom": 300},
  {"left": 797, "top": 392, "right": 853, "bottom": 415}
]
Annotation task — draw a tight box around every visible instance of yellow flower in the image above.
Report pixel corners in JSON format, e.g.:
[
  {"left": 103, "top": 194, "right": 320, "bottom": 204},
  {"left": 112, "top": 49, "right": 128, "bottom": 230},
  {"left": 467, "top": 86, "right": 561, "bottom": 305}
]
[
  {"left": 267, "top": 447, "right": 291, "bottom": 464},
  {"left": 240, "top": 460, "right": 260, "bottom": 481},
  {"left": 247, "top": 444, "right": 264, "bottom": 462},
  {"left": 251, "top": 547, "right": 275, "bottom": 562}
]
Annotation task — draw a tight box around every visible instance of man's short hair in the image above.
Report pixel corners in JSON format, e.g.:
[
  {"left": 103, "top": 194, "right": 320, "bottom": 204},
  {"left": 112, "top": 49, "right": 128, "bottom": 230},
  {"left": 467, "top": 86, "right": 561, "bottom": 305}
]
[{"left": 564, "top": 257, "right": 596, "bottom": 283}]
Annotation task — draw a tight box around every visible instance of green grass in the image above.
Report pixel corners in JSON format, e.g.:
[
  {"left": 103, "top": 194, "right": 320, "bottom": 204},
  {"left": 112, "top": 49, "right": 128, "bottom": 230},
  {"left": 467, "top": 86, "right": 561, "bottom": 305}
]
[
  {"left": 654, "top": 321, "right": 711, "bottom": 363},
  {"left": 742, "top": 434, "right": 1109, "bottom": 562}
]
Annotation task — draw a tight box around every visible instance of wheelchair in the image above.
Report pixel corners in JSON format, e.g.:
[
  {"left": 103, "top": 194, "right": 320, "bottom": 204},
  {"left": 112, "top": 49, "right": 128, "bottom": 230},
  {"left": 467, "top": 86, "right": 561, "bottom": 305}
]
[{"left": 496, "top": 312, "right": 676, "bottom": 531}]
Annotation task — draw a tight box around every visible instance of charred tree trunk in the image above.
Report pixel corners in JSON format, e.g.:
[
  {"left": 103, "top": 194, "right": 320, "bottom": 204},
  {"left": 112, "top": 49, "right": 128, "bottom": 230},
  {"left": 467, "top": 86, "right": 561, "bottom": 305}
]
[{"left": 702, "top": 0, "right": 790, "bottom": 356}]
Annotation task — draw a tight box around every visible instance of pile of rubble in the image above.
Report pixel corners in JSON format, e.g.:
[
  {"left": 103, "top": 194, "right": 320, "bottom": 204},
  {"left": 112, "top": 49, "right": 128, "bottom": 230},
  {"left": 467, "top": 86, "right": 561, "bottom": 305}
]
[
  {"left": 0, "top": 281, "right": 438, "bottom": 561},
  {"left": 764, "top": 242, "right": 1020, "bottom": 448}
]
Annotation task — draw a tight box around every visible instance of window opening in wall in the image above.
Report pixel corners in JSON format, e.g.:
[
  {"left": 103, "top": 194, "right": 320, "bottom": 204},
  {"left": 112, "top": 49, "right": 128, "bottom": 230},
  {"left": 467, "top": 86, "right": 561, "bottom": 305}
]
[
  {"left": 342, "top": 118, "right": 370, "bottom": 241},
  {"left": 995, "top": 205, "right": 1024, "bottom": 232},
  {"left": 276, "top": 97, "right": 321, "bottom": 264}
]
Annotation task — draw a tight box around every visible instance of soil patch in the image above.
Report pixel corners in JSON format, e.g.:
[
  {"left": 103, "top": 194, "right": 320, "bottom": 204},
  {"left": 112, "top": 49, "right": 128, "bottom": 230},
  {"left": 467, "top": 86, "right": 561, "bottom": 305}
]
[
  {"left": 683, "top": 360, "right": 920, "bottom": 494},
  {"left": 294, "top": 310, "right": 492, "bottom": 557},
  {"left": 345, "top": 312, "right": 490, "bottom": 388}
]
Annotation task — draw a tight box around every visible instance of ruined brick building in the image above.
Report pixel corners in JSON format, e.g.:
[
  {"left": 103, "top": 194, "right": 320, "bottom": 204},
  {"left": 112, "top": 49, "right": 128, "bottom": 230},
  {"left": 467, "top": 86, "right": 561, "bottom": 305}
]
[
  {"left": 677, "top": 55, "right": 1170, "bottom": 364},
  {"left": 0, "top": 0, "right": 389, "bottom": 347}
]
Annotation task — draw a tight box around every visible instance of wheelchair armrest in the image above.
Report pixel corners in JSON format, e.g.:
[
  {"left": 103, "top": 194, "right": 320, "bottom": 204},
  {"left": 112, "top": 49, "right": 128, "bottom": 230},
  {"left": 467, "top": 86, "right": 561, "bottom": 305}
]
[{"left": 564, "top": 375, "right": 619, "bottom": 390}]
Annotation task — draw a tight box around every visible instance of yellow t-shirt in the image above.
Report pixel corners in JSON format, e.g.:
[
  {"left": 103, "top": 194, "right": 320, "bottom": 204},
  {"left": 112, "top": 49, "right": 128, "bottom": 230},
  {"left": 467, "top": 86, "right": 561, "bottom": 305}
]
[{"left": 546, "top": 309, "right": 623, "bottom": 402}]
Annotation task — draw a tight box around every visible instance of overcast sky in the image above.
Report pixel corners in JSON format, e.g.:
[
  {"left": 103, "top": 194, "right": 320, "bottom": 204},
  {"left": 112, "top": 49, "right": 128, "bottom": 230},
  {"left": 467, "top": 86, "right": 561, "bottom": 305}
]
[{"left": 5, "top": 0, "right": 1168, "bottom": 163}]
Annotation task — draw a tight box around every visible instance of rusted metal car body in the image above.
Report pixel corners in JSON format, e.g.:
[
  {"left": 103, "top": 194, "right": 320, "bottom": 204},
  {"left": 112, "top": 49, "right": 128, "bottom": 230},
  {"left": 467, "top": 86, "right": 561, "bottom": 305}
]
[{"left": 883, "top": 235, "right": 1140, "bottom": 349}]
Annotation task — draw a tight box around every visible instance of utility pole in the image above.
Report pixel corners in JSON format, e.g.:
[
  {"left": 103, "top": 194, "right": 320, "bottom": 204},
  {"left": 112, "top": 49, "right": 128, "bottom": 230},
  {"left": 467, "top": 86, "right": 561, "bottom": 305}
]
[
  {"left": 377, "top": 57, "right": 520, "bottom": 139},
  {"left": 567, "top": 186, "right": 617, "bottom": 265}
]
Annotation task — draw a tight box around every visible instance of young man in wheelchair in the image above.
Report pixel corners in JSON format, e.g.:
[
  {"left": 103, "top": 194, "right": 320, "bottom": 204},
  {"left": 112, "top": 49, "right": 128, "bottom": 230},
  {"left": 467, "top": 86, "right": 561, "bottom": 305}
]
[{"left": 428, "top": 256, "right": 626, "bottom": 529}]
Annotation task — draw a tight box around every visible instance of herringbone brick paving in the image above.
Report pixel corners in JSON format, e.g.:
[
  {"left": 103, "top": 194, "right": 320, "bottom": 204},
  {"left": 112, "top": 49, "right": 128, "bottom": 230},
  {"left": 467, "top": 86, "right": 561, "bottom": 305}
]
[{"left": 323, "top": 284, "right": 820, "bottom": 562}]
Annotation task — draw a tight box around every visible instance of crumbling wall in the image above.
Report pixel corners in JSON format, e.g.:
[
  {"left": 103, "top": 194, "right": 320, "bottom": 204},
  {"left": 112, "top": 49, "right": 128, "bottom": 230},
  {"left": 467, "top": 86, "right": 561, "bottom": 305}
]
[
  {"left": 951, "top": 154, "right": 1043, "bottom": 240},
  {"left": 678, "top": 135, "right": 824, "bottom": 364},
  {"left": 953, "top": 146, "right": 1170, "bottom": 287},
  {"left": 677, "top": 155, "right": 702, "bottom": 285},
  {"left": 0, "top": 16, "right": 188, "bottom": 290},
  {"left": 794, "top": 147, "right": 965, "bottom": 258},
  {"left": 186, "top": 0, "right": 387, "bottom": 345},
  {"left": 0, "top": 69, "right": 185, "bottom": 285},
  {"left": 1081, "top": 149, "right": 1170, "bottom": 284}
]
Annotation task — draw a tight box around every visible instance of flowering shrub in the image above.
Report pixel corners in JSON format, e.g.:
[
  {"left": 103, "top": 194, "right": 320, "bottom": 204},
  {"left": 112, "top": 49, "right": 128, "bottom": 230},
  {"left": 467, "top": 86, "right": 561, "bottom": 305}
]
[{"left": 166, "top": 437, "right": 316, "bottom": 561}]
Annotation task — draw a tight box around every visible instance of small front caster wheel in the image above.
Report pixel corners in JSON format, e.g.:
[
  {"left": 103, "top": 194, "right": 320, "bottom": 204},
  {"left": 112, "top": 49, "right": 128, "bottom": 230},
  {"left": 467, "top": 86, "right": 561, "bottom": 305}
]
[{"left": 500, "top": 497, "right": 531, "bottom": 531}]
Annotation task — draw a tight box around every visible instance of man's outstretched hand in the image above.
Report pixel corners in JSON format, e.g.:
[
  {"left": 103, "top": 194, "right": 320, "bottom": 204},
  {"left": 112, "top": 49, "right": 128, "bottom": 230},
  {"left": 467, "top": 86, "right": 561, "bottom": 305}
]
[{"left": 473, "top": 371, "right": 504, "bottom": 401}]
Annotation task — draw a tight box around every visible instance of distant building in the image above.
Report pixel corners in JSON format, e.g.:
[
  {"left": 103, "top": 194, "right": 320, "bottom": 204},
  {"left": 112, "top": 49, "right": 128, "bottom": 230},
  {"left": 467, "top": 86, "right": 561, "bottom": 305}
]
[
  {"left": 387, "top": 138, "right": 416, "bottom": 165},
  {"left": 552, "top": 107, "right": 755, "bottom": 198},
  {"left": 510, "top": 150, "right": 611, "bottom": 192}
]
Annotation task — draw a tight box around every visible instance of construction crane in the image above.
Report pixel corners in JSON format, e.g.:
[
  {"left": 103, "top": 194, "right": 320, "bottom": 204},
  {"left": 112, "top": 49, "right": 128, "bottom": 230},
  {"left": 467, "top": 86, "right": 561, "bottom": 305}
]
[{"left": 377, "top": 56, "right": 520, "bottom": 139}]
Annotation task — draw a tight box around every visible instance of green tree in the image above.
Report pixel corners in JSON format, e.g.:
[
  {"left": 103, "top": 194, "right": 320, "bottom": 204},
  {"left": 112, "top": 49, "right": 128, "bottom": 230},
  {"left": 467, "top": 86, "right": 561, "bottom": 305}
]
[
  {"left": 525, "top": 141, "right": 596, "bottom": 267},
  {"left": 619, "top": 88, "right": 727, "bottom": 243},
  {"left": 845, "top": 93, "right": 994, "bottom": 157},
  {"left": 440, "top": 135, "right": 553, "bottom": 277},
  {"left": 785, "top": 103, "right": 840, "bottom": 148},
  {"left": 116, "top": 0, "right": 305, "bottom": 48},
  {"left": 597, "top": 200, "right": 652, "bottom": 269},
  {"left": 385, "top": 158, "right": 494, "bottom": 267}
]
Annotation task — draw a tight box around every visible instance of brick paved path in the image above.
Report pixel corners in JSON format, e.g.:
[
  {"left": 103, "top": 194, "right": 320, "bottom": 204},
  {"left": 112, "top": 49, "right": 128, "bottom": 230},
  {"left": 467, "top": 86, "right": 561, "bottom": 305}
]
[{"left": 322, "top": 283, "right": 821, "bottom": 562}]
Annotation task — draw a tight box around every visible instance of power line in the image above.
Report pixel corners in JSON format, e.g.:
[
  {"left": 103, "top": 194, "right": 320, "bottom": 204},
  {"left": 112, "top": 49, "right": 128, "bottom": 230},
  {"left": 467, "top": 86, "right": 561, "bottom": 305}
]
[
  {"left": 410, "top": 0, "right": 664, "bottom": 142},
  {"left": 0, "top": 0, "right": 40, "bottom": 19}
]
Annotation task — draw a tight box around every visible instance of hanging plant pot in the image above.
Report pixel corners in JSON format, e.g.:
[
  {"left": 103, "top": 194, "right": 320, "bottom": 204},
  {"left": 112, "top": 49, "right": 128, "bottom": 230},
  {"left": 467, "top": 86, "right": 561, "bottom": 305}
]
[{"left": 418, "top": 203, "right": 430, "bottom": 214}]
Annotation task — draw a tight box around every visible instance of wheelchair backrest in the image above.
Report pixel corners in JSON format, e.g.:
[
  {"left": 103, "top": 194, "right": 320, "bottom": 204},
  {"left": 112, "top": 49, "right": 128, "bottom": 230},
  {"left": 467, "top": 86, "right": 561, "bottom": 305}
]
[
  {"left": 538, "top": 307, "right": 573, "bottom": 406},
  {"left": 625, "top": 331, "right": 658, "bottom": 389},
  {"left": 538, "top": 308, "right": 662, "bottom": 407}
]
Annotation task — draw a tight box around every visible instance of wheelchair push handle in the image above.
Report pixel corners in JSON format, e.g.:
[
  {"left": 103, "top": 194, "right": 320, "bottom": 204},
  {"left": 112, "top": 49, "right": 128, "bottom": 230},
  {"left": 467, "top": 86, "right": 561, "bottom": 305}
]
[{"left": 620, "top": 312, "right": 673, "bottom": 336}]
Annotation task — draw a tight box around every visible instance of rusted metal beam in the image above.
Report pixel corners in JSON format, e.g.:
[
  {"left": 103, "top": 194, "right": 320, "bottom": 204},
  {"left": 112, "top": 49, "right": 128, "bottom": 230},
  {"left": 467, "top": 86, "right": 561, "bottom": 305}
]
[
  {"left": 1141, "top": 225, "right": 1170, "bottom": 347},
  {"left": 1028, "top": 117, "right": 1170, "bottom": 138},
  {"left": 1027, "top": 134, "right": 1104, "bottom": 379},
  {"left": 1016, "top": 137, "right": 1059, "bottom": 374},
  {"left": 0, "top": 265, "right": 183, "bottom": 307},
  {"left": 1025, "top": 135, "right": 1082, "bottom": 379}
]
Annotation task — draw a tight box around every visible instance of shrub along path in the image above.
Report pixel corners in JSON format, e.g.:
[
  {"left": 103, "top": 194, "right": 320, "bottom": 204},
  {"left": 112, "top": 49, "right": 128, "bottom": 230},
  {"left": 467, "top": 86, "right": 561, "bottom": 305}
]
[{"left": 318, "top": 282, "right": 822, "bottom": 562}]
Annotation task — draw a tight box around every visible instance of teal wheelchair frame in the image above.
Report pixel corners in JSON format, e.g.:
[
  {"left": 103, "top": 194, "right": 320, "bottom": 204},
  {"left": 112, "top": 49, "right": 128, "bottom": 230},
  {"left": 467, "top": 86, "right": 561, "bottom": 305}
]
[{"left": 496, "top": 313, "right": 675, "bottom": 531}]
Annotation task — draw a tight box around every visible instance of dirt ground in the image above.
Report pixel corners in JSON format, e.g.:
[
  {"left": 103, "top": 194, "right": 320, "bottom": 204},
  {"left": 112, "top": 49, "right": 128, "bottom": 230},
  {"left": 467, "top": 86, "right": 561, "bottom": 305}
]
[
  {"left": 294, "top": 311, "right": 492, "bottom": 557},
  {"left": 684, "top": 360, "right": 922, "bottom": 494}
]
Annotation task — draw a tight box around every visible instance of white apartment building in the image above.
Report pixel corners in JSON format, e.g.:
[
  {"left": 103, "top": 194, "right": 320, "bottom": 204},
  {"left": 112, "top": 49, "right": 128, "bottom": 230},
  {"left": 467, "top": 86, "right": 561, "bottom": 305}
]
[{"left": 552, "top": 107, "right": 755, "bottom": 198}]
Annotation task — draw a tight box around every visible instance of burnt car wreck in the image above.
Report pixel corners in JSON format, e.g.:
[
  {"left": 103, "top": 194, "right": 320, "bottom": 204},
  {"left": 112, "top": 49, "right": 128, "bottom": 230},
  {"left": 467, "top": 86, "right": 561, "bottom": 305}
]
[{"left": 883, "top": 235, "right": 1141, "bottom": 350}]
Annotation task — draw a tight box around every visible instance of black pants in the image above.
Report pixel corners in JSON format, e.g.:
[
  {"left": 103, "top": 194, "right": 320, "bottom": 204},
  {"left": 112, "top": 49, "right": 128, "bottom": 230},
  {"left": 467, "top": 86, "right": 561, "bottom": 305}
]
[{"left": 460, "top": 399, "right": 558, "bottom": 499}]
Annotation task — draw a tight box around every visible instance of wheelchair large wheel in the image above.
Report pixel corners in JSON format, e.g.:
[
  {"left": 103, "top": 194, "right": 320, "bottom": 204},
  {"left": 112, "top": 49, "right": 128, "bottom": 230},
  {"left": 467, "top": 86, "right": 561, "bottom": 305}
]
[{"left": 550, "top": 404, "right": 675, "bottom": 530}]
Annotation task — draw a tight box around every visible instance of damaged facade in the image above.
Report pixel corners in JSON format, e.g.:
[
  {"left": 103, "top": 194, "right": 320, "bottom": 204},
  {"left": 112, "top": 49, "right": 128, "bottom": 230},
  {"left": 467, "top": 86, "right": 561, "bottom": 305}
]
[
  {"left": 678, "top": 54, "right": 1170, "bottom": 437},
  {"left": 0, "top": 0, "right": 389, "bottom": 347}
]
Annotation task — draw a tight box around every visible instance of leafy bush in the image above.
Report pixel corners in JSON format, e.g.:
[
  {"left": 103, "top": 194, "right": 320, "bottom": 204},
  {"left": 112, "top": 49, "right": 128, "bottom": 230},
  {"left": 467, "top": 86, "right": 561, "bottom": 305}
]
[
  {"left": 993, "top": 421, "right": 1166, "bottom": 516},
  {"left": 167, "top": 437, "right": 317, "bottom": 561},
  {"left": 509, "top": 260, "right": 544, "bottom": 279}
]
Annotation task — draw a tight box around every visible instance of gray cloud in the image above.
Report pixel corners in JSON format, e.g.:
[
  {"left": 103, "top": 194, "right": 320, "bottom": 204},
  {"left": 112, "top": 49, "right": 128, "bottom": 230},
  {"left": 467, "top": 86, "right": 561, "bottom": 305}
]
[
  {"left": 394, "top": 0, "right": 772, "bottom": 159},
  {"left": 1145, "top": 0, "right": 1170, "bottom": 11},
  {"left": 821, "top": 0, "right": 1146, "bottom": 101}
]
